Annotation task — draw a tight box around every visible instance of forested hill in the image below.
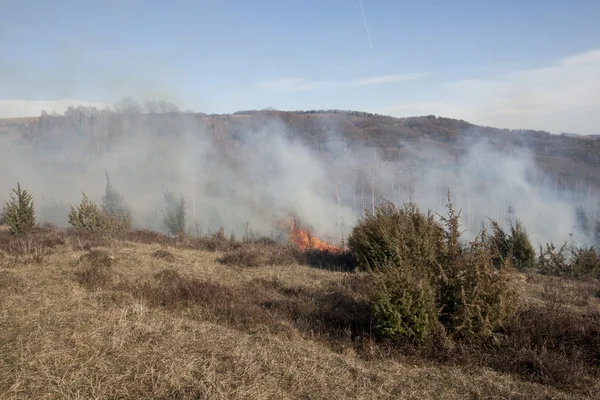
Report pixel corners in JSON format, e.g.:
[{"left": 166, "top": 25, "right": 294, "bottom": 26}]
[
  {"left": 230, "top": 109, "right": 600, "bottom": 166},
  {"left": 3, "top": 107, "right": 600, "bottom": 189}
]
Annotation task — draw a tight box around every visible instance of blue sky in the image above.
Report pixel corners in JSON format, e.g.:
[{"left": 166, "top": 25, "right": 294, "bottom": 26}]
[{"left": 1, "top": 0, "right": 599, "bottom": 133}]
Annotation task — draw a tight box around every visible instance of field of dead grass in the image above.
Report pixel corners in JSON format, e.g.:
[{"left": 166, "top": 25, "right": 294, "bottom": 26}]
[{"left": 1, "top": 228, "right": 599, "bottom": 399}]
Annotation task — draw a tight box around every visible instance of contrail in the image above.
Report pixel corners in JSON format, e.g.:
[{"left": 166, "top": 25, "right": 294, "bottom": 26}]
[{"left": 358, "top": 0, "right": 373, "bottom": 51}]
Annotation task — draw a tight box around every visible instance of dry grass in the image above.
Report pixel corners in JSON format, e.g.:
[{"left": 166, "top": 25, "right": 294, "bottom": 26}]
[
  {"left": 0, "top": 231, "right": 599, "bottom": 399},
  {"left": 74, "top": 250, "right": 115, "bottom": 290},
  {"left": 217, "top": 243, "right": 298, "bottom": 268},
  {"left": 0, "top": 270, "right": 27, "bottom": 294},
  {"left": 151, "top": 249, "right": 177, "bottom": 262}
]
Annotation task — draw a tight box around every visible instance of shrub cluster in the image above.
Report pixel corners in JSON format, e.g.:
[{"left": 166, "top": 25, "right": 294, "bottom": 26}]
[
  {"left": 348, "top": 195, "right": 516, "bottom": 342},
  {"left": 538, "top": 242, "right": 600, "bottom": 279},
  {"left": 68, "top": 175, "right": 132, "bottom": 235},
  {"left": 69, "top": 192, "right": 110, "bottom": 232}
]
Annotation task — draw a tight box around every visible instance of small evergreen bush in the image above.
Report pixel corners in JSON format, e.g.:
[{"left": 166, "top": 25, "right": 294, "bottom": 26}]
[
  {"left": 68, "top": 192, "right": 109, "bottom": 232},
  {"left": 490, "top": 220, "right": 511, "bottom": 269},
  {"left": 489, "top": 219, "right": 535, "bottom": 271},
  {"left": 437, "top": 229, "right": 515, "bottom": 339},
  {"left": 3, "top": 183, "right": 36, "bottom": 235},
  {"left": 538, "top": 242, "right": 570, "bottom": 276},
  {"left": 347, "top": 200, "right": 444, "bottom": 273},
  {"left": 436, "top": 199, "right": 515, "bottom": 339},
  {"left": 508, "top": 220, "right": 536, "bottom": 271},
  {"left": 571, "top": 246, "right": 600, "bottom": 279},
  {"left": 372, "top": 266, "right": 438, "bottom": 342}
]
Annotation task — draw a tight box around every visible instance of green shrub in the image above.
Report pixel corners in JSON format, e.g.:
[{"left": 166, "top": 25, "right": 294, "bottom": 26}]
[
  {"left": 539, "top": 242, "right": 600, "bottom": 280},
  {"left": 538, "top": 242, "right": 570, "bottom": 276},
  {"left": 508, "top": 220, "right": 536, "bottom": 271},
  {"left": 348, "top": 192, "right": 516, "bottom": 343},
  {"left": 571, "top": 247, "right": 600, "bottom": 279},
  {"left": 489, "top": 220, "right": 511, "bottom": 269},
  {"left": 436, "top": 200, "right": 515, "bottom": 339},
  {"left": 437, "top": 230, "right": 515, "bottom": 339},
  {"left": 69, "top": 190, "right": 131, "bottom": 235},
  {"left": 3, "top": 183, "right": 36, "bottom": 235},
  {"left": 347, "top": 200, "right": 444, "bottom": 273},
  {"left": 372, "top": 267, "right": 438, "bottom": 342},
  {"left": 69, "top": 192, "right": 109, "bottom": 232},
  {"left": 488, "top": 219, "right": 535, "bottom": 271}
]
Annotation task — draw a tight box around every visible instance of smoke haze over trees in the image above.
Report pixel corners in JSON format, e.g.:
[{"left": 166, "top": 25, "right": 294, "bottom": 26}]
[{"left": 1, "top": 100, "right": 599, "bottom": 250}]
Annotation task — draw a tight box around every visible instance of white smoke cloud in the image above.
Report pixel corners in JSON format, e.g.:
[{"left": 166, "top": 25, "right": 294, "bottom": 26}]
[{"left": 0, "top": 106, "right": 596, "bottom": 251}]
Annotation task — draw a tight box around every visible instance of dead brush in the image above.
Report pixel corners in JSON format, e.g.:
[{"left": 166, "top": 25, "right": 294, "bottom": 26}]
[
  {"left": 125, "top": 229, "right": 175, "bottom": 246},
  {"left": 120, "top": 269, "right": 276, "bottom": 329},
  {"left": 490, "top": 305, "right": 600, "bottom": 390},
  {"left": 65, "top": 228, "right": 110, "bottom": 251},
  {"left": 218, "top": 243, "right": 299, "bottom": 267},
  {"left": 74, "top": 249, "right": 115, "bottom": 290},
  {"left": 218, "top": 242, "right": 357, "bottom": 270},
  {"left": 301, "top": 248, "right": 357, "bottom": 272},
  {"left": 125, "top": 229, "right": 242, "bottom": 252},
  {"left": 187, "top": 228, "right": 241, "bottom": 252},
  {"left": 0, "top": 228, "right": 64, "bottom": 264},
  {"left": 151, "top": 249, "right": 176, "bottom": 262},
  {"left": 115, "top": 268, "right": 375, "bottom": 340},
  {"left": 143, "top": 269, "right": 236, "bottom": 308},
  {"left": 17, "top": 235, "right": 50, "bottom": 264}
]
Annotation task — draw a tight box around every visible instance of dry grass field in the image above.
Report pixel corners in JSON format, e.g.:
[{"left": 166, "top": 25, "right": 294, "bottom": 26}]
[{"left": 1, "top": 227, "right": 599, "bottom": 399}]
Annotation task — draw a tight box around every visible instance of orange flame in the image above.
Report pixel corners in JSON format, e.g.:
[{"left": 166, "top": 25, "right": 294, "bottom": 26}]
[{"left": 287, "top": 217, "right": 340, "bottom": 252}]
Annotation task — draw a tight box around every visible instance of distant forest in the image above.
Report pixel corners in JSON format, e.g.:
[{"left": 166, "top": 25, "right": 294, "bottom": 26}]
[
  {"left": 12, "top": 104, "right": 600, "bottom": 189},
  {"left": 3, "top": 103, "right": 600, "bottom": 241}
]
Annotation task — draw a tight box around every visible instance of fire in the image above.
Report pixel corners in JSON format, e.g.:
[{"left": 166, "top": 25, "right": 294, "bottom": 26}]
[{"left": 287, "top": 217, "right": 340, "bottom": 252}]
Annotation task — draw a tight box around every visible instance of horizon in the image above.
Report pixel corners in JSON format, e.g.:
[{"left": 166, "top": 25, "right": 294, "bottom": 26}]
[{"left": 1, "top": 0, "right": 599, "bottom": 134}]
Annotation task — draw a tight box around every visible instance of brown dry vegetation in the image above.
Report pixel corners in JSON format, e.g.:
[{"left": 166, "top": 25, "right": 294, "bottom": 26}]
[{"left": 1, "top": 228, "right": 599, "bottom": 399}]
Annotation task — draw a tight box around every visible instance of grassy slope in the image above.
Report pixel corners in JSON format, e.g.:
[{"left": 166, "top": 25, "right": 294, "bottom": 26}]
[{"left": 1, "top": 234, "right": 598, "bottom": 399}]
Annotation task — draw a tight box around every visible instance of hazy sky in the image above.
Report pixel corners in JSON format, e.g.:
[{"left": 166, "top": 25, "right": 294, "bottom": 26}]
[{"left": 1, "top": 0, "right": 599, "bottom": 134}]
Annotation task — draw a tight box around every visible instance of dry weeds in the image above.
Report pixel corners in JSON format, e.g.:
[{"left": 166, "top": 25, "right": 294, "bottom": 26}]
[
  {"left": 151, "top": 249, "right": 177, "bottom": 263},
  {"left": 0, "top": 231, "right": 598, "bottom": 399}
]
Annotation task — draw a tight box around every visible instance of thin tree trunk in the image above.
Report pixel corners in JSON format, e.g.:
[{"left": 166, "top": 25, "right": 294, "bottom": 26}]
[
  {"left": 371, "top": 172, "right": 375, "bottom": 214},
  {"left": 352, "top": 177, "right": 356, "bottom": 221},
  {"left": 361, "top": 175, "right": 365, "bottom": 217},
  {"left": 335, "top": 181, "right": 341, "bottom": 228},
  {"left": 193, "top": 192, "right": 196, "bottom": 219}
]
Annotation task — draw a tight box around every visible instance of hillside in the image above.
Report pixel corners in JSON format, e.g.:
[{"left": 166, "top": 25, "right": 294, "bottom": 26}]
[
  {"left": 230, "top": 110, "right": 600, "bottom": 188},
  {"left": 5, "top": 109, "right": 600, "bottom": 187},
  {"left": 2, "top": 109, "right": 600, "bottom": 399},
  {"left": 1, "top": 108, "right": 599, "bottom": 248},
  {"left": 1, "top": 228, "right": 599, "bottom": 399}
]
